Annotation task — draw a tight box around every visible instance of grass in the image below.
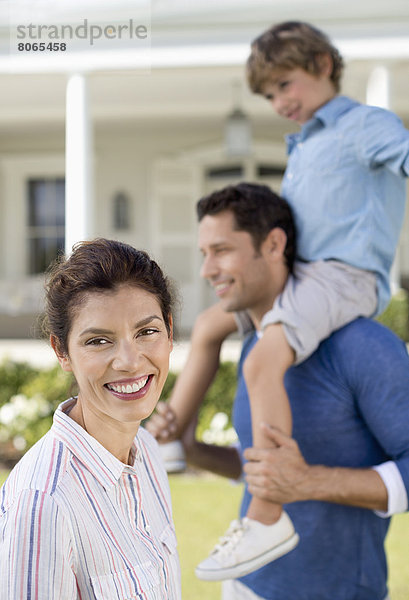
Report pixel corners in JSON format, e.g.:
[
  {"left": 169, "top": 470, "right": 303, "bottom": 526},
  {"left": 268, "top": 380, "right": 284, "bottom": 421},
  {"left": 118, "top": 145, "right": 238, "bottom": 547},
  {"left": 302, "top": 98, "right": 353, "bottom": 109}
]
[
  {"left": 169, "top": 473, "right": 409, "bottom": 600},
  {"left": 386, "top": 511, "right": 409, "bottom": 600},
  {"left": 169, "top": 473, "right": 243, "bottom": 599},
  {"left": 1, "top": 469, "right": 408, "bottom": 598}
]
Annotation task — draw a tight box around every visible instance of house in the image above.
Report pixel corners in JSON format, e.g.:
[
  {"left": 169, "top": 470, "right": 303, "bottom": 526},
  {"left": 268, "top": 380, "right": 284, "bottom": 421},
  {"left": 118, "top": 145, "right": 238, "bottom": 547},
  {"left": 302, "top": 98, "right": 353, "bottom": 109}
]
[{"left": 0, "top": 0, "right": 408, "bottom": 337}]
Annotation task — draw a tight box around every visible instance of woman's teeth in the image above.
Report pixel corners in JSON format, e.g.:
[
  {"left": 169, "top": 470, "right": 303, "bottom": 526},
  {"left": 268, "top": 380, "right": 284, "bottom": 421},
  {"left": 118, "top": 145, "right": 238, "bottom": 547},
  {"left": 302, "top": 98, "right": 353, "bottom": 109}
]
[{"left": 108, "top": 378, "right": 148, "bottom": 394}]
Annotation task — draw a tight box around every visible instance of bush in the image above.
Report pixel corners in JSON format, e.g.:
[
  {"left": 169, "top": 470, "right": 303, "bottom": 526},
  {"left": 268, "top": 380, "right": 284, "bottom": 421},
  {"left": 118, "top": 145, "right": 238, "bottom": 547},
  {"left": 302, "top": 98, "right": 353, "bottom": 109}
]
[
  {"left": 21, "top": 364, "right": 75, "bottom": 409},
  {"left": 159, "top": 361, "right": 237, "bottom": 442},
  {"left": 196, "top": 362, "right": 237, "bottom": 440},
  {"left": 0, "top": 363, "right": 74, "bottom": 456},
  {"left": 376, "top": 289, "right": 409, "bottom": 341},
  {"left": 0, "top": 360, "right": 38, "bottom": 408}
]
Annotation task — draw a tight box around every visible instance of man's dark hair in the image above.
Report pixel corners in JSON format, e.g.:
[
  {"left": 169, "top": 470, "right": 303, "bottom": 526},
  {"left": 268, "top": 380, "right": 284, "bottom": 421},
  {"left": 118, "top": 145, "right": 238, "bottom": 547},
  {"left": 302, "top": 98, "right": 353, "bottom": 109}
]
[{"left": 196, "top": 182, "right": 296, "bottom": 272}]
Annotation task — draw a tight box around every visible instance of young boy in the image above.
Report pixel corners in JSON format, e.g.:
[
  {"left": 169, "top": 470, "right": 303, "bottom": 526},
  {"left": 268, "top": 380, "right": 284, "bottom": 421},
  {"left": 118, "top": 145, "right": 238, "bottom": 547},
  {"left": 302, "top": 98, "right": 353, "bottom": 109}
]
[{"left": 152, "top": 21, "right": 409, "bottom": 581}]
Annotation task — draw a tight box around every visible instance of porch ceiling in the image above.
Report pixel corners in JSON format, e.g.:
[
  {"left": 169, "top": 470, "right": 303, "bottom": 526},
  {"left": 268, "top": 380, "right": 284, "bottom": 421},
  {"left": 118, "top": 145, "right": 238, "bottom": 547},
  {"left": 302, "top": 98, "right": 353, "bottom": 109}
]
[
  {"left": 0, "top": 0, "right": 408, "bottom": 132},
  {"left": 0, "top": 57, "right": 408, "bottom": 136}
]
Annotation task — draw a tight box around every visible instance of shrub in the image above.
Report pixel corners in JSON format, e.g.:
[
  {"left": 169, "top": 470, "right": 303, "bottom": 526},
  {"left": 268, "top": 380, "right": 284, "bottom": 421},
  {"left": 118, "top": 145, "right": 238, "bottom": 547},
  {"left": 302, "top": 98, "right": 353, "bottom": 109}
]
[
  {"left": 376, "top": 289, "right": 409, "bottom": 341},
  {"left": 0, "top": 364, "right": 74, "bottom": 455},
  {"left": 196, "top": 362, "right": 237, "bottom": 440},
  {"left": 159, "top": 361, "right": 237, "bottom": 443},
  {"left": 21, "top": 364, "right": 75, "bottom": 408},
  {"left": 0, "top": 360, "right": 38, "bottom": 408}
]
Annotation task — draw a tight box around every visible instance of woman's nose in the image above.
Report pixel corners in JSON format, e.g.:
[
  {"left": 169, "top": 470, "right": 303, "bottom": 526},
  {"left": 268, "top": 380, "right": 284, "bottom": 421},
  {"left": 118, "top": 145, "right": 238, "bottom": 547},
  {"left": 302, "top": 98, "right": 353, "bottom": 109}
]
[{"left": 111, "top": 340, "right": 140, "bottom": 372}]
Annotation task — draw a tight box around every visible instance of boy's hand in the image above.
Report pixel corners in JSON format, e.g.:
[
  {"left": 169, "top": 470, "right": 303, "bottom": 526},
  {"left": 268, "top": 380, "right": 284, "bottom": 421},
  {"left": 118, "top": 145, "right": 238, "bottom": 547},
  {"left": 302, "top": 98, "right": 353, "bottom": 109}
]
[{"left": 146, "top": 401, "right": 178, "bottom": 442}]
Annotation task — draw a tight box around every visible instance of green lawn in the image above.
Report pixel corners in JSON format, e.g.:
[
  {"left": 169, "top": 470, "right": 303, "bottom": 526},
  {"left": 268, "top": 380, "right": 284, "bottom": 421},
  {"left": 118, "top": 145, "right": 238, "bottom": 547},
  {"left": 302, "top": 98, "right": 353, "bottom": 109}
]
[
  {"left": 169, "top": 473, "right": 243, "bottom": 599},
  {"left": 170, "top": 473, "right": 409, "bottom": 600},
  {"left": 1, "top": 469, "right": 408, "bottom": 598}
]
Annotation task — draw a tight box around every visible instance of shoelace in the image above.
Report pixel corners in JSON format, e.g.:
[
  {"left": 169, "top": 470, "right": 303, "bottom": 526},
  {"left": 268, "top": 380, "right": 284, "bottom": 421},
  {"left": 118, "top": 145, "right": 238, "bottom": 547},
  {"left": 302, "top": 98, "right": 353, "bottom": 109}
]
[{"left": 211, "top": 518, "right": 249, "bottom": 556}]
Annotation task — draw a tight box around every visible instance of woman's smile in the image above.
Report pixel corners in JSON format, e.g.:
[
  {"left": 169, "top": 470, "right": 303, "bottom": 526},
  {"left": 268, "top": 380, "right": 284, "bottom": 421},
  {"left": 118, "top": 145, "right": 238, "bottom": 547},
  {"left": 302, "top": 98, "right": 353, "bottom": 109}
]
[{"left": 105, "top": 374, "right": 152, "bottom": 400}]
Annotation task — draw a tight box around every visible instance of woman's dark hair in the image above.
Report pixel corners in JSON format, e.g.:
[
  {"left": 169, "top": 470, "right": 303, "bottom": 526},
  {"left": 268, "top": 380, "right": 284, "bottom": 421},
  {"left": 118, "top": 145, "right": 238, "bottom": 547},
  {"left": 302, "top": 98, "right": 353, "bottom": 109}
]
[
  {"left": 43, "top": 238, "right": 174, "bottom": 354},
  {"left": 197, "top": 182, "right": 296, "bottom": 272}
]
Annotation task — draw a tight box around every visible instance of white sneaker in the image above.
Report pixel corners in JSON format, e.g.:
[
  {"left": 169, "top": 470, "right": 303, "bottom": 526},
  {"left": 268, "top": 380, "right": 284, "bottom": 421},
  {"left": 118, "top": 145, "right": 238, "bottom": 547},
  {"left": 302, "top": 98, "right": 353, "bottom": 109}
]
[
  {"left": 158, "top": 440, "right": 186, "bottom": 473},
  {"left": 195, "top": 511, "right": 299, "bottom": 581}
]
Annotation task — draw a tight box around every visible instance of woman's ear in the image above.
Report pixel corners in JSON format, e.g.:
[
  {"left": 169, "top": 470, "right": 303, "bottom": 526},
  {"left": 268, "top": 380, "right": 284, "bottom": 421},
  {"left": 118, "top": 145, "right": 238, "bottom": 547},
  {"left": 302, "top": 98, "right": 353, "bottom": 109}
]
[
  {"left": 167, "top": 314, "right": 174, "bottom": 352},
  {"left": 50, "top": 335, "right": 72, "bottom": 372}
]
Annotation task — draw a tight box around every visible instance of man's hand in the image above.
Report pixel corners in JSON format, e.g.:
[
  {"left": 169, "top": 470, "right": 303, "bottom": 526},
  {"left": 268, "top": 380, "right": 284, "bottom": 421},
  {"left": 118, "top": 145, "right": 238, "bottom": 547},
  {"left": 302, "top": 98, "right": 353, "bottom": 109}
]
[
  {"left": 243, "top": 424, "right": 311, "bottom": 504},
  {"left": 146, "top": 401, "right": 178, "bottom": 442},
  {"left": 243, "top": 423, "right": 389, "bottom": 511}
]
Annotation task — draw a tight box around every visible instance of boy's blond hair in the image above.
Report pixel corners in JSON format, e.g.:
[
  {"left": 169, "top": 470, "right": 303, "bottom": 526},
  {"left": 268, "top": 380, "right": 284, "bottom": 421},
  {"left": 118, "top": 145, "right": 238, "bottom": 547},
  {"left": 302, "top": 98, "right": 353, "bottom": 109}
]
[{"left": 247, "top": 21, "right": 344, "bottom": 94}]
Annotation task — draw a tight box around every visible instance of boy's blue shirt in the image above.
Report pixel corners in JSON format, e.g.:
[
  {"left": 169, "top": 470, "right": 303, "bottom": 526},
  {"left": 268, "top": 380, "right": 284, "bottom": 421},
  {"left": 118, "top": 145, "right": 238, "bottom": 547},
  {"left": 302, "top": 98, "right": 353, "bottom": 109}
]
[
  {"left": 233, "top": 318, "right": 409, "bottom": 600},
  {"left": 281, "top": 95, "right": 409, "bottom": 313}
]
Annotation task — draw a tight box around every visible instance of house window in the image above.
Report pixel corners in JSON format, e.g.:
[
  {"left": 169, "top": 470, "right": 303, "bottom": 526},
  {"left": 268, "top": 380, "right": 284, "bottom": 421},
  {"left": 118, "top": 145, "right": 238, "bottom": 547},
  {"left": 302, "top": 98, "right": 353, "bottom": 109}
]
[
  {"left": 206, "top": 165, "right": 244, "bottom": 179},
  {"left": 113, "top": 191, "right": 131, "bottom": 230},
  {"left": 256, "top": 164, "right": 285, "bottom": 178},
  {"left": 27, "top": 178, "right": 65, "bottom": 274}
]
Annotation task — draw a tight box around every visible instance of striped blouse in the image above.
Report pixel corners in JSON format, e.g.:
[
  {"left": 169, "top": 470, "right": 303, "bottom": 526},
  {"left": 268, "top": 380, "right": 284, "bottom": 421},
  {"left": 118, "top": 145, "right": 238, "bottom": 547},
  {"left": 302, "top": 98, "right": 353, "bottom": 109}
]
[{"left": 0, "top": 398, "right": 181, "bottom": 600}]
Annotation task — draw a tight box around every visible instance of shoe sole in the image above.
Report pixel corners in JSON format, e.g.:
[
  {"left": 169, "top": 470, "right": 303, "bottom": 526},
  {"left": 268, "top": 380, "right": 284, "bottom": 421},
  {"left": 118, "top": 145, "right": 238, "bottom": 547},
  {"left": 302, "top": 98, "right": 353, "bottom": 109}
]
[{"left": 195, "top": 532, "right": 300, "bottom": 581}]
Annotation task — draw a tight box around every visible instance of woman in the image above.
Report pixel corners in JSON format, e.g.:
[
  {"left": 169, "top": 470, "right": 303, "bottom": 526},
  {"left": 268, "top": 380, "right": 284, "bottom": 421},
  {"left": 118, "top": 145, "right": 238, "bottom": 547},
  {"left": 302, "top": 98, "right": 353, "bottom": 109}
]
[{"left": 0, "top": 239, "right": 181, "bottom": 600}]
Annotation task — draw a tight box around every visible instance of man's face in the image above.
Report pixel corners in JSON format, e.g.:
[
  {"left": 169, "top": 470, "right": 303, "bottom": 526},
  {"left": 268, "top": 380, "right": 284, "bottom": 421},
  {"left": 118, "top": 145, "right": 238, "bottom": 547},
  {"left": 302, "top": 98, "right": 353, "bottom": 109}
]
[
  {"left": 198, "top": 210, "right": 276, "bottom": 320},
  {"left": 262, "top": 67, "right": 336, "bottom": 125}
]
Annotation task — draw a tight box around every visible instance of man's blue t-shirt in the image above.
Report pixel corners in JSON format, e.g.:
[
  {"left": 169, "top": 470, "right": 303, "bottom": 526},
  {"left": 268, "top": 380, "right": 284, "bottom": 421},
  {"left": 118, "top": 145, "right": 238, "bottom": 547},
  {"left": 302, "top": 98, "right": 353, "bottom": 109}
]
[{"left": 233, "top": 318, "right": 409, "bottom": 600}]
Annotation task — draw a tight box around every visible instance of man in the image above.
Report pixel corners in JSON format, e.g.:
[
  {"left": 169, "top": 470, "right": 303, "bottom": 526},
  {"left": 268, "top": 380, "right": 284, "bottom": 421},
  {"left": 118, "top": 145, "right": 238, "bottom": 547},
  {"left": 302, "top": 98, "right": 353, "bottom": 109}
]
[{"left": 149, "top": 183, "right": 409, "bottom": 600}]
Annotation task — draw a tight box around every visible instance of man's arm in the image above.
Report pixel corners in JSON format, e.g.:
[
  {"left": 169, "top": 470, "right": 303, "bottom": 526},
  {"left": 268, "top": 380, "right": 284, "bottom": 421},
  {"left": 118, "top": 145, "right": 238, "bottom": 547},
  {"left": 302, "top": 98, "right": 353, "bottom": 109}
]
[
  {"left": 244, "top": 424, "right": 388, "bottom": 512},
  {"left": 147, "top": 303, "right": 237, "bottom": 441}
]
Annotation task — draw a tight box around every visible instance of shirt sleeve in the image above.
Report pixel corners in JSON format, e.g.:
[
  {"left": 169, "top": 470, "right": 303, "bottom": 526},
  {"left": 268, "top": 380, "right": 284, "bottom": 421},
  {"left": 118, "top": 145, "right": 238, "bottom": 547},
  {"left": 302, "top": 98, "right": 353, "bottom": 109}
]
[
  {"left": 0, "top": 489, "right": 76, "bottom": 599},
  {"left": 337, "top": 322, "right": 409, "bottom": 514},
  {"left": 373, "top": 461, "right": 409, "bottom": 517},
  {"left": 357, "top": 106, "right": 409, "bottom": 176},
  {"left": 234, "top": 311, "right": 255, "bottom": 336}
]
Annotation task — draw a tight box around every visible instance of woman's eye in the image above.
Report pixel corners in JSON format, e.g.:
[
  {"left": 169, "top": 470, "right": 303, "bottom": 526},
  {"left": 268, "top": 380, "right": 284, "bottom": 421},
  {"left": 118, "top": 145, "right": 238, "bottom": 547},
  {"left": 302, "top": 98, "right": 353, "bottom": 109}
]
[
  {"left": 86, "top": 338, "right": 109, "bottom": 346},
  {"left": 139, "top": 328, "right": 159, "bottom": 337}
]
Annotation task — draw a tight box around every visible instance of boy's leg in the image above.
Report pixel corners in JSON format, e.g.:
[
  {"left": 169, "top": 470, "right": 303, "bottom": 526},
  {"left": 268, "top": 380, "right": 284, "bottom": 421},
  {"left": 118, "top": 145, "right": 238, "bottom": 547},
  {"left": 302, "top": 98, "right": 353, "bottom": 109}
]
[
  {"left": 262, "top": 260, "right": 377, "bottom": 366},
  {"left": 243, "top": 323, "right": 294, "bottom": 524},
  {"left": 196, "top": 327, "right": 298, "bottom": 582}
]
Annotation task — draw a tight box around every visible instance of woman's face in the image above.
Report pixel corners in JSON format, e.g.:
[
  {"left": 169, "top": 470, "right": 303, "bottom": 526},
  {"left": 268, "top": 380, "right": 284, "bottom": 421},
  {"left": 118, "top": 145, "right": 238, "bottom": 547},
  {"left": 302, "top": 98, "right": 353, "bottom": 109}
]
[{"left": 55, "top": 284, "right": 172, "bottom": 429}]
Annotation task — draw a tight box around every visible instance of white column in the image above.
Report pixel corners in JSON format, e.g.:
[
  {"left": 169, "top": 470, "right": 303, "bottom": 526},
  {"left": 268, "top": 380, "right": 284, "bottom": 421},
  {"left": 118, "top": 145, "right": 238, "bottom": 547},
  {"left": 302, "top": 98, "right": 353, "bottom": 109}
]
[
  {"left": 366, "top": 66, "right": 400, "bottom": 294},
  {"left": 65, "top": 73, "right": 94, "bottom": 255}
]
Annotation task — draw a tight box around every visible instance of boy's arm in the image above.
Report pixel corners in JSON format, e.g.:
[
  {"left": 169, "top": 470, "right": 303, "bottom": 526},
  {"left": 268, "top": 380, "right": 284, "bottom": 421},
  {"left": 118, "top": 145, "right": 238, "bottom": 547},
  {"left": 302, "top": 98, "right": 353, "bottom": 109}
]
[
  {"left": 147, "top": 303, "right": 238, "bottom": 441},
  {"left": 359, "top": 107, "right": 409, "bottom": 175}
]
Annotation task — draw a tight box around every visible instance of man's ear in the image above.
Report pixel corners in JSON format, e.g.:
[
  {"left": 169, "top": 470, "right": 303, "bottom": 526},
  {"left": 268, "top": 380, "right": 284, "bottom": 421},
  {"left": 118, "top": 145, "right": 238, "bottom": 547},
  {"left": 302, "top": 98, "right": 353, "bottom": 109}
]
[
  {"left": 50, "top": 335, "right": 72, "bottom": 372},
  {"left": 264, "top": 227, "right": 288, "bottom": 261}
]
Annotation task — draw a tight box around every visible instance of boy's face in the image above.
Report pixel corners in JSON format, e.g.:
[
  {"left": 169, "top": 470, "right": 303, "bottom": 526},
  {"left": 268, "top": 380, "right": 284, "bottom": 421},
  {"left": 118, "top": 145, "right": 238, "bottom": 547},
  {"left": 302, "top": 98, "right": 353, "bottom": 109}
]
[{"left": 262, "top": 67, "right": 336, "bottom": 125}]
